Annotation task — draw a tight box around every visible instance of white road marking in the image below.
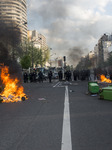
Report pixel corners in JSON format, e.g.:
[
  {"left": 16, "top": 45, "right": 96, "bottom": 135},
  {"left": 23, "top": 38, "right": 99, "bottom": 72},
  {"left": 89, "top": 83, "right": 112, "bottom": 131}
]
[
  {"left": 53, "top": 82, "right": 60, "bottom": 87},
  {"left": 57, "top": 82, "right": 62, "bottom": 87},
  {"left": 61, "top": 86, "right": 72, "bottom": 150}
]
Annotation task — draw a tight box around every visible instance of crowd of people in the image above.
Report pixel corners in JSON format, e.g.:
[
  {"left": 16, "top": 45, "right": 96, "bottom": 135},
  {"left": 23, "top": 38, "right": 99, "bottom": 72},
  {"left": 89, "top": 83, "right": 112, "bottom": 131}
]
[
  {"left": 23, "top": 69, "right": 91, "bottom": 83},
  {"left": 23, "top": 71, "right": 37, "bottom": 83},
  {"left": 23, "top": 70, "right": 54, "bottom": 83},
  {"left": 23, "top": 68, "right": 112, "bottom": 83}
]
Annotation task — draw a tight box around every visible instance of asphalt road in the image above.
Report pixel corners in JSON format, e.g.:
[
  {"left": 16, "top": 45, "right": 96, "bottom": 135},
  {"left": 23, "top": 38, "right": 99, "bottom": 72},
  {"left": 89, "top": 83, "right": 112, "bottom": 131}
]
[{"left": 0, "top": 79, "right": 112, "bottom": 150}]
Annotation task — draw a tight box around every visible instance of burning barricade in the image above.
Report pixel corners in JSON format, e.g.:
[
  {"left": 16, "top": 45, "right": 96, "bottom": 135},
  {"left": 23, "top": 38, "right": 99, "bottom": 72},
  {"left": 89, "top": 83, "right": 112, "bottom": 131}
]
[
  {"left": 88, "top": 74, "right": 112, "bottom": 101},
  {"left": 0, "top": 65, "right": 27, "bottom": 103},
  {"left": 99, "top": 75, "right": 112, "bottom": 100},
  {"left": 98, "top": 74, "right": 112, "bottom": 87}
]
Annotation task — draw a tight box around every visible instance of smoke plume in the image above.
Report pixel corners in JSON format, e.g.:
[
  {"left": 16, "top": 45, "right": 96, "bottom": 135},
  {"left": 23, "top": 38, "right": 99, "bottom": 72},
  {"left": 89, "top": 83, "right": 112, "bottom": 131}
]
[
  {"left": 27, "top": 0, "right": 112, "bottom": 65},
  {"left": 68, "top": 46, "right": 85, "bottom": 66},
  {"left": 0, "top": 20, "right": 23, "bottom": 82}
]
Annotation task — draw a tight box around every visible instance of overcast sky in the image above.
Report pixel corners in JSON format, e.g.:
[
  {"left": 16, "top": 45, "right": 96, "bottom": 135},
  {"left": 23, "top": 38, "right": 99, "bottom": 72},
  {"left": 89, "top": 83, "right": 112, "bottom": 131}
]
[{"left": 27, "top": 0, "right": 112, "bottom": 66}]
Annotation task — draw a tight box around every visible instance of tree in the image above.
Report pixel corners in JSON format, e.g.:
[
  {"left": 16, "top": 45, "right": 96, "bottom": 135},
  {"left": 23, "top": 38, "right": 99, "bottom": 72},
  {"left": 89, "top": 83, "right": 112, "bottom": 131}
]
[
  {"left": 20, "top": 55, "right": 31, "bottom": 69},
  {"left": 20, "top": 39, "right": 50, "bottom": 68},
  {"left": 27, "top": 45, "right": 43, "bottom": 67},
  {"left": 37, "top": 48, "right": 50, "bottom": 67}
]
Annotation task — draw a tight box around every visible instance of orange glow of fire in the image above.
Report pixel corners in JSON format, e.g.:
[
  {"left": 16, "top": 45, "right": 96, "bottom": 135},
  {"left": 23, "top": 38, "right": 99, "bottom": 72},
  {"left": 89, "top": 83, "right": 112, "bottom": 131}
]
[
  {"left": 100, "top": 74, "right": 112, "bottom": 83},
  {"left": 0, "top": 65, "right": 27, "bottom": 103}
]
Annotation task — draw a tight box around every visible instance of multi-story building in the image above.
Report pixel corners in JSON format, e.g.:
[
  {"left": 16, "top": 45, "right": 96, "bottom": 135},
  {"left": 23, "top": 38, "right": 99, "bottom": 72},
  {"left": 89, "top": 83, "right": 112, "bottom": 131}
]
[
  {"left": 27, "top": 30, "right": 41, "bottom": 49},
  {"left": 28, "top": 30, "right": 49, "bottom": 51},
  {"left": 103, "top": 41, "right": 112, "bottom": 61},
  {"left": 94, "top": 44, "right": 99, "bottom": 67},
  {"left": 96, "top": 34, "right": 112, "bottom": 67},
  {"left": 0, "top": 0, "right": 27, "bottom": 42},
  {"left": 50, "top": 57, "right": 64, "bottom": 68},
  {"left": 98, "top": 34, "right": 108, "bottom": 67},
  {"left": 38, "top": 33, "right": 48, "bottom": 51},
  {"left": 27, "top": 30, "right": 50, "bottom": 67}
]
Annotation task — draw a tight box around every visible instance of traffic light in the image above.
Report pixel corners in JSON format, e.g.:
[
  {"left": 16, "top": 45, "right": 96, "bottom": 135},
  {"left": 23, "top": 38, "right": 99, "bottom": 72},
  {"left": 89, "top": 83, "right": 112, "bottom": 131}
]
[{"left": 63, "top": 56, "right": 66, "bottom": 61}]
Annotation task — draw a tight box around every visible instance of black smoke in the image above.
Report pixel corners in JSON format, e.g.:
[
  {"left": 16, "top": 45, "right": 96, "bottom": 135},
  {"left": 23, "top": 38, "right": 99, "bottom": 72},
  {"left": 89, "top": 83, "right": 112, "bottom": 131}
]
[
  {"left": 68, "top": 46, "right": 85, "bottom": 66},
  {"left": 0, "top": 20, "right": 23, "bottom": 82}
]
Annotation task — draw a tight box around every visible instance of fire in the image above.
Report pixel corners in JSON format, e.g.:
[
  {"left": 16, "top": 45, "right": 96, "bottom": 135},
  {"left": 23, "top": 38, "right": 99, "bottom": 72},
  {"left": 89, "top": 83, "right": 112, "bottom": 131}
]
[
  {"left": 100, "top": 74, "right": 112, "bottom": 83},
  {"left": 0, "top": 65, "right": 27, "bottom": 103}
]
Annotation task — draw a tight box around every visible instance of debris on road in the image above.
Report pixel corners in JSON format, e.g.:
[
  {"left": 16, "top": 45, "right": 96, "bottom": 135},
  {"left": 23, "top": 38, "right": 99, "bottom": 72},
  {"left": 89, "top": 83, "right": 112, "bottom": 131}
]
[
  {"left": 38, "top": 98, "right": 46, "bottom": 101},
  {"left": 91, "top": 94, "right": 98, "bottom": 97},
  {"left": 69, "top": 90, "right": 74, "bottom": 92}
]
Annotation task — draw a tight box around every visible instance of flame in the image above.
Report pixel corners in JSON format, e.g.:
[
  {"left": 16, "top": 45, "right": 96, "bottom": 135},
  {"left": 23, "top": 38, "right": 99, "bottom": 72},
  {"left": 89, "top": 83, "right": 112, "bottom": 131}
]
[
  {"left": 100, "top": 74, "right": 112, "bottom": 83},
  {"left": 0, "top": 65, "right": 27, "bottom": 103}
]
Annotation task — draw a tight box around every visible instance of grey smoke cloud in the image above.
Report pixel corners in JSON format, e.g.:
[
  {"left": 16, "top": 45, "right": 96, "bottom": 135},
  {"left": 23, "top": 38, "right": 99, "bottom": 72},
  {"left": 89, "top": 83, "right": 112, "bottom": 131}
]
[
  {"left": 27, "top": 0, "right": 112, "bottom": 65},
  {"left": 38, "top": 1, "right": 68, "bottom": 21},
  {"left": 68, "top": 46, "right": 85, "bottom": 66}
]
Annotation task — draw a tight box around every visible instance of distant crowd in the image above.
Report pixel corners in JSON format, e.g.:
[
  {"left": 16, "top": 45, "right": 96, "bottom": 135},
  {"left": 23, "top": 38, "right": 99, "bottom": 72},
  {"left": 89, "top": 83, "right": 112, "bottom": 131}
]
[
  {"left": 23, "top": 70, "right": 53, "bottom": 83},
  {"left": 23, "top": 68, "right": 112, "bottom": 83}
]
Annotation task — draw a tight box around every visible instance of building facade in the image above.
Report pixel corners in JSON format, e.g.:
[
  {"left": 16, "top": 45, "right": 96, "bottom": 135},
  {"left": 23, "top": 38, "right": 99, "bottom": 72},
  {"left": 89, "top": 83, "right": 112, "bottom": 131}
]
[
  {"left": 0, "top": 0, "right": 27, "bottom": 42},
  {"left": 94, "top": 44, "right": 99, "bottom": 67},
  {"left": 103, "top": 41, "right": 112, "bottom": 61},
  {"left": 97, "top": 34, "right": 108, "bottom": 67},
  {"left": 28, "top": 30, "right": 48, "bottom": 50},
  {"left": 27, "top": 30, "right": 41, "bottom": 49},
  {"left": 38, "top": 33, "right": 48, "bottom": 51},
  {"left": 92, "top": 33, "right": 112, "bottom": 69}
]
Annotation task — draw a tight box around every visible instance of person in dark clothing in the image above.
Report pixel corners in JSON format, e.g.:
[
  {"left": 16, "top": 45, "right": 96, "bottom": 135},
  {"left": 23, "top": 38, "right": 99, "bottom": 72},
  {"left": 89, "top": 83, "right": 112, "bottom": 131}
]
[
  {"left": 73, "top": 70, "right": 77, "bottom": 81},
  {"left": 66, "top": 70, "right": 71, "bottom": 81},
  {"left": 64, "top": 71, "right": 67, "bottom": 80},
  {"left": 23, "top": 72, "right": 28, "bottom": 83},
  {"left": 58, "top": 70, "right": 63, "bottom": 81},
  {"left": 38, "top": 71, "right": 43, "bottom": 83},
  {"left": 29, "top": 72, "right": 33, "bottom": 82},
  {"left": 64, "top": 70, "right": 71, "bottom": 81},
  {"left": 48, "top": 71, "right": 52, "bottom": 83},
  {"left": 33, "top": 71, "right": 37, "bottom": 82},
  {"left": 80, "top": 70, "right": 86, "bottom": 81},
  {"left": 68, "top": 70, "right": 71, "bottom": 81}
]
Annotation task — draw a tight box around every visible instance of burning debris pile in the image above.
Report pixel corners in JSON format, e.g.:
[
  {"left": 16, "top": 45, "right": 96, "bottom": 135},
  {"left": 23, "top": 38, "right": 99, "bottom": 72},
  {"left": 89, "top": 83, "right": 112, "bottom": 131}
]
[
  {"left": 0, "top": 65, "right": 27, "bottom": 103},
  {"left": 97, "top": 74, "right": 112, "bottom": 88},
  {"left": 0, "top": 20, "right": 27, "bottom": 103},
  {"left": 100, "top": 74, "right": 111, "bottom": 83},
  {"left": 88, "top": 74, "right": 112, "bottom": 95}
]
